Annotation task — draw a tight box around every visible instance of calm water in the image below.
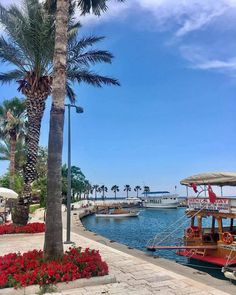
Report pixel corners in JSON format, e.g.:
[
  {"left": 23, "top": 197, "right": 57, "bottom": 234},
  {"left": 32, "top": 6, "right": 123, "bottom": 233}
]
[{"left": 82, "top": 208, "right": 228, "bottom": 280}]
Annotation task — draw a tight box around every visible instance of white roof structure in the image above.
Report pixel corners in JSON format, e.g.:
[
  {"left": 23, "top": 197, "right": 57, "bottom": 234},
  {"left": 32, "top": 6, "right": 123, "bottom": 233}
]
[
  {"left": 180, "top": 172, "right": 236, "bottom": 187},
  {"left": 0, "top": 187, "right": 18, "bottom": 199}
]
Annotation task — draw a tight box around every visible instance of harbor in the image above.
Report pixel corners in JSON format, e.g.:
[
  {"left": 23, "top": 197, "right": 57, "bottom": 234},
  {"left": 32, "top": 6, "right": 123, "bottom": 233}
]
[{"left": 0, "top": 206, "right": 235, "bottom": 295}]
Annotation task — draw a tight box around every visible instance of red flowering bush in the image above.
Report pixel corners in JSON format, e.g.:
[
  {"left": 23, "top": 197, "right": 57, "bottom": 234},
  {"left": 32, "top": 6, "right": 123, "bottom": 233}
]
[
  {"left": 0, "top": 247, "right": 108, "bottom": 289},
  {"left": 0, "top": 223, "right": 45, "bottom": 235}
]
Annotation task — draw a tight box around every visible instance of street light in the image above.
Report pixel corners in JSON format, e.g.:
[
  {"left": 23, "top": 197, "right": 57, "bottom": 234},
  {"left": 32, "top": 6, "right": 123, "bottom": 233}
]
[{"left": 64, "top": 103, "right": 83, "bottom": 244}]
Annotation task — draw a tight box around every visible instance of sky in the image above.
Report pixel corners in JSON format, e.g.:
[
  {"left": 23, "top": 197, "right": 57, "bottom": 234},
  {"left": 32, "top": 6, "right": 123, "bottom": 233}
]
[{"left": 0, "top": 0, "right": 236, "bottom": 197}]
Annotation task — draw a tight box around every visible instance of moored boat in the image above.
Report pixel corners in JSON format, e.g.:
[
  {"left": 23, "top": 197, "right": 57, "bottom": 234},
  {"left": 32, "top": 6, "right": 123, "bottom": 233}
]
[
  {"left": 146, "top": 172, "right": 236, "bottom": 278},
  {"left": 177, "top": 172, "right": 236, "bottom": 268},
  {"left": 143, "top": 191, "right": 179, "bottom": 209},
  {"left": 96, "top": 207, "right": 140, "bottom": 218}
]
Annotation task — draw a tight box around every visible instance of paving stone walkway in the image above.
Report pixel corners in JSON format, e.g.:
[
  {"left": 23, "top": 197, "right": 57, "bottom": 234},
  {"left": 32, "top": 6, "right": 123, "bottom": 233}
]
[{"left": 0, "top": 230, "right": 234, "bottom": 295}]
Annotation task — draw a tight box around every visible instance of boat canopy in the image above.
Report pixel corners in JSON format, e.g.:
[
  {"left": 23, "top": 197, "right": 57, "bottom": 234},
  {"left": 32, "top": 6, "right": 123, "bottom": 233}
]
[{"left": 180, "top": 172, "right": 236, "bottom": 186}]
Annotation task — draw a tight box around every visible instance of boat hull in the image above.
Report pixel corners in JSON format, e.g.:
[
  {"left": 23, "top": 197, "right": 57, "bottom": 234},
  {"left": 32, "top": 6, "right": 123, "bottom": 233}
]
[
  {"left": 177, "top": 250, "right": 236, "bottom": 266},
  {"left": 96, "top": 212, "right": 139, "bottom": 218}
]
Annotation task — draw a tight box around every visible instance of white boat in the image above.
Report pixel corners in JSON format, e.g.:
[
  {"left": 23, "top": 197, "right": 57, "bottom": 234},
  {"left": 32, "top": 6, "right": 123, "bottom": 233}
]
[
  {"left": 125, "top": 196, "right": 142, "bottom": 203},
  {"left": 143, "top": 191, "right": 179, "bottom": 209},
  {"left": 96, "top": 208, "right": 140, "bottom": 218}
]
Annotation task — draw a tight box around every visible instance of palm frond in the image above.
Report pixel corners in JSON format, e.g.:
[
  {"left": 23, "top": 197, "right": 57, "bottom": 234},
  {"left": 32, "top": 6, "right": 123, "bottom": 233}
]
[
  {"left": 68, "top": 69, "right": 120, "bottom": 87},
  {"left": 70, "top": 36, "right": 105, "bottom": 51},
  {"left": 69, "top": 49, "right": 113, "bottom": 67},
  {"left": 0, "top": 1, "right": 54, "bottom": 76},
  {"left": 0, "top": 69, "right": 24, "bottom": 84},
  {"left": 0, "top": 37, "right": 26, "bottom": 70},
  {"left": 0, "top": 140, "right": 9, "bottom": 160},
  {"left": 66, "top": 82, "right": 76, "bottom": 103},
  {"left": 78, "top": 0, "right": 125, "bottom": 15},
  {"left": 78, "top": 0, "right": 108, "bottom": 15}
]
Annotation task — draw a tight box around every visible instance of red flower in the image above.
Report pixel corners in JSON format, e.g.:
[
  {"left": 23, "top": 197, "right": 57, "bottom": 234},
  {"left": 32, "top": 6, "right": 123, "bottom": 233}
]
[
  {"left": 0, "top": 247, "right": 108, "bottom": 289},
  {"left": 0, "top": 223, "right": 45, "bottom": 235}
]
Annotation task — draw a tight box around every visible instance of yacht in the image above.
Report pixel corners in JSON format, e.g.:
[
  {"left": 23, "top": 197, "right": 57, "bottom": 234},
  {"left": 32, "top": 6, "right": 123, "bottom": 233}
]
[{"left": 143, "top": 191, "right": 179, "bottom": 209}]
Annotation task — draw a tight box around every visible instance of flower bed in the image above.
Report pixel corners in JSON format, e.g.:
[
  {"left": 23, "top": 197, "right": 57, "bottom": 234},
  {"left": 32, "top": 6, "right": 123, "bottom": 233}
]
[
  {"left": 0, "top": 247, "right": 108, "bottom": 289},
  {"left": 0, "top": 222, "right": 45, "bottom": 235}
]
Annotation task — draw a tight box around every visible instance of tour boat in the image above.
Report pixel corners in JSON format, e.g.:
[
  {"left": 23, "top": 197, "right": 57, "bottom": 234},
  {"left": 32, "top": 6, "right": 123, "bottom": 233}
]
[
  {"left": 177, "top": 172, "right": 236, "bottom": 269},
  {"left": 143, "top": 191, "right": 179, "bottom": 209},
  {"left": 146, "top": 172, "right": 236, "bottom": 277},
  {"left": 147, "top": 172, "right": 236, "bottom": 279},
  {"left": 96, "top": 207, "right": 140, "bottom": 218}
]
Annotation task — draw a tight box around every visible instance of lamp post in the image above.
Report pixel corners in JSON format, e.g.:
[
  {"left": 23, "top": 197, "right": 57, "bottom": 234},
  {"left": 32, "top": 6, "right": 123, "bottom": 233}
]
[{"left": 64, "top": 103, "right": 83, "bottom": 244}]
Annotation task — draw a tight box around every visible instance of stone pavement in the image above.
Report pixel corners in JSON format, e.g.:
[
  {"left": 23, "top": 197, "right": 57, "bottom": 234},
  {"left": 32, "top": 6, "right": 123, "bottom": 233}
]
[{"left": 0, "top": 230, "right": 234, "bottom": 295}]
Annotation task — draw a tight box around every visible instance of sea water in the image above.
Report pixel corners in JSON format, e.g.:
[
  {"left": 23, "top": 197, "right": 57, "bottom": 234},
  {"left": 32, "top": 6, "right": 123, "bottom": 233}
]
[{"left": 82, "top": 208, "right": 228, "bottom": 280}]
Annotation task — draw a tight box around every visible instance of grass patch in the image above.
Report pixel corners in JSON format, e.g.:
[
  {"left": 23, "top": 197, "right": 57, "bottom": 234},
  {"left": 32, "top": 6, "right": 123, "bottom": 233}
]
[{"left": 29, "top": 204, "right": 40, "bottom": 214}]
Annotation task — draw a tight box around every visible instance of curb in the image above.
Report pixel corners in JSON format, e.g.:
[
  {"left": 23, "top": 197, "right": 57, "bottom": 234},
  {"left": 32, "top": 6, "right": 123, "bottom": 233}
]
[{"left": 0, "top": 274, "right": 116, "bottom": 295}]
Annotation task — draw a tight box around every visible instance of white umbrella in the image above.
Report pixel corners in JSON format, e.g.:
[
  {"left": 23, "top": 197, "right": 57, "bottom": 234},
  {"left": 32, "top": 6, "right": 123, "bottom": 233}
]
[{"left": 0, "top": 187, "right": 18, "bottom": 199}]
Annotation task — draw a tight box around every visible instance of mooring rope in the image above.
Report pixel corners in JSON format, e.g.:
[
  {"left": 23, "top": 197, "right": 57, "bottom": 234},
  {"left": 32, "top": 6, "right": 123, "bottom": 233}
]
[{"left": 146, "top": 204, "right": 207, "bottom": 247}]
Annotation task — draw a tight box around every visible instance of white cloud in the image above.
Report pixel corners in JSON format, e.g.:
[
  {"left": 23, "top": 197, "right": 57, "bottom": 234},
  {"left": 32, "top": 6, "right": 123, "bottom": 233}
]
[
  {"left": 197, "top": 59, "right": 236, "bottom": 70},
  {"left": 3, "top": 0, "right": 236, "bottom": 74},
  {"left": 180, "top": 45, "right": 236, "bottom": 74},
  {"left": 80, "top": 0, "right": 236, "bottom": 37}
]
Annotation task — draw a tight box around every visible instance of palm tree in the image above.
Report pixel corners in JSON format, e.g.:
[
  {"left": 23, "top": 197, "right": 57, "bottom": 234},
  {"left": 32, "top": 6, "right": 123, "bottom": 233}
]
[
  {"left": 143, "top": 186, "right": 150, "bottom": 198},
  {"left": 0, "top": 98, "right": 26, "bottom": 188},
  {"left": 99, "top": 185, "right": 108, "bottom": 200},
  {"left": 111, "top": 185, "right": 119, "bottom": 199},
  {"left": 44, "top": 0, "right": 124, "bottom": 259},
  {"left": 84, "top": 181, "right": 92, "bottom": 199},
  {"left": 124, "top": 184, "right": 131, "bottom": 198},
  {"left": 0, "top": 139, "right": 26, "bottom": 174},
  {"left": 0, "top": 0, "right": 119, "bottom": 199},
  {"left": 134, "top": 185, "right": 141, "bottom": 198},
  {"left": 92, "top": 184, "right": 99, "bottom": 200}
]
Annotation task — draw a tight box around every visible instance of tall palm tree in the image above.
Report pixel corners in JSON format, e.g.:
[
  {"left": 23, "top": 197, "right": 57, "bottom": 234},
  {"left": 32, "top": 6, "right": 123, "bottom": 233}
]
[
  {"left": 44, "top": 0, "right": 124, "bottom": 259},
  {"left": 92, "top": 184, "right": 99, "bottom": 200},
  {"left": 99, "top": 185, "right": 108, "bottom": 200},
  {"left": 134, "top": 185, "right": 141, "bottom": 198},
  {"left": 143, "top": 186, "right": 150, "bottom": 198},
  {"left": 0, "top": 0, "right": 119, "bottom": 199},
  {"left": 0, "top": 98, "right": 26, "bottom": 188},
  {"left": 111, "top": 185, "right": 119, "bottom": 199},
  {"left": 124, "top": 184, "right": 131, "bottom": 198},
  {"left": 84, "top": 181, "right": 92, "bottom": 199}
]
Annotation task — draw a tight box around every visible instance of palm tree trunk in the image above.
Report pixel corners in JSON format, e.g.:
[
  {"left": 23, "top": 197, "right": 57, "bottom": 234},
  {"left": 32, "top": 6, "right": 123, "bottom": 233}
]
[
  {"left": 44, "top": 0, "right": 69, "bottom": 260},
  {"left": 23, "top": 95, "right": 47, "bottom": 198},
  {"left": 9, "top": 136, "right": 16, "bottom": 189}
]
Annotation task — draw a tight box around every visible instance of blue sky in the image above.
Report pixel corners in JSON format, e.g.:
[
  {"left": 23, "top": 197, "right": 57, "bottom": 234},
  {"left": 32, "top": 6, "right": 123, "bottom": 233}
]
[{"left": 1, "top": 0, "right": 236, "bottom": 196}]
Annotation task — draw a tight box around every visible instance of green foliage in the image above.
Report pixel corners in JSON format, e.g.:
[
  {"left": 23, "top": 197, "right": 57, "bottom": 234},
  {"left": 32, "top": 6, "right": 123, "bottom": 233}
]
[
  {"left": 61, "top": 164, "right": 90, "bottom": 201},
  {"left": 0, "top": 0, "right": 120, "bottom": 102},
  {"left": 0, "top": 172, "right": 24, "bottom": 195},
  {"left": 0, "top": 138, "right": 26, "bottom": 173},
  {"left": 32, "top": 176, "right": 47, "bottom": 207},
  {"left": 29, "top": 204, "right": 40, "bottom": 214},
  {"left": 37, "top": 284, "right": 57, "bottom": 295},
  {"left": 36, "top": 147, "right": 48, "bottom": 179},
  {"left": 0, "top": 173, "right": 9, "bottom": 188}
]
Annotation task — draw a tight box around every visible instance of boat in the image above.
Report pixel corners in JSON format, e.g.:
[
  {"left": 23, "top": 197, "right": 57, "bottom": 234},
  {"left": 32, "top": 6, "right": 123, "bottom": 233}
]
[
  {"left": 146, "top": 172, "right": 236, "bottom": 280},
  {"left": 177, "top": 172, "right": 236, "bottom": 269},
  {"left": 125, "top": 196, "right": 142, "bottom": 203},
  {"left": 95, "top": 207, "right": 140, "bottom": 218},
  {"left": 143, "top": 191, "right": 179, "bottom": 209}
]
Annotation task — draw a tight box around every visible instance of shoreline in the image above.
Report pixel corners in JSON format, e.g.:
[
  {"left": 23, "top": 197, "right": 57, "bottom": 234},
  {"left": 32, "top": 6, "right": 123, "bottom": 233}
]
[{"left": 68, "top": 206, "right": 236, "bottom": 295}]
